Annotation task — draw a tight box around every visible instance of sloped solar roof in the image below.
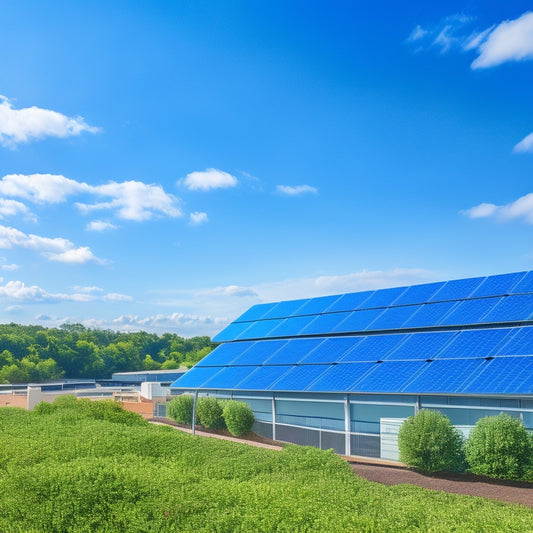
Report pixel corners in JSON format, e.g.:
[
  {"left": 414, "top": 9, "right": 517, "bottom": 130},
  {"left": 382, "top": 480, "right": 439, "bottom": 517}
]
[{"left": 172, "top": 271, "right": 533, "bottom": 396}]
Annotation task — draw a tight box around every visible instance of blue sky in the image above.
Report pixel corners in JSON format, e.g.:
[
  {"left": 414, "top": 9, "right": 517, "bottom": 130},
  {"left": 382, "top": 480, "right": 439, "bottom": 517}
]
[{"left": 1, "top": 1, "right": 532, "bottom": 337}]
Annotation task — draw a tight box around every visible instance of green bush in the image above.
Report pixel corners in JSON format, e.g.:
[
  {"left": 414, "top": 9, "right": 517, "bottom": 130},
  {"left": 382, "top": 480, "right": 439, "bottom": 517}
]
[
  {"left": 33, "top": 401, "right": 56, "bottom": 415},
  {"left": 465, "top": 413, "right": 532, "bottom": 480},
  {"left": 222, "top": 400, "right": 255, "bottom": 437},
  {"left": 196, "top": 397, "right": 225, "bottom": 429},
  {"left": 167, "top": 394, "right": 195, "bottom": 424},
  {"left": 398, "top": 409, "right": 465, "bottom": 472},
  {"left": 52, "top": 394, "right": 79, "bottom": 409}
]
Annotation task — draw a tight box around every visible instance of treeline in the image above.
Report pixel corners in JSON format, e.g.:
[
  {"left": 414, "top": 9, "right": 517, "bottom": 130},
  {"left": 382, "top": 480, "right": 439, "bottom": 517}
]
[{"left": 0, "top": 322, "right": 215, "bottom": 383}]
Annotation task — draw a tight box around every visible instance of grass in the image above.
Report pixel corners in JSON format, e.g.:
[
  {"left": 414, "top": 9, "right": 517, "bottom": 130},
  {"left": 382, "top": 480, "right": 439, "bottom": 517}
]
[{"left": 0, "top": 404, "right": 532, "bottom": 532}]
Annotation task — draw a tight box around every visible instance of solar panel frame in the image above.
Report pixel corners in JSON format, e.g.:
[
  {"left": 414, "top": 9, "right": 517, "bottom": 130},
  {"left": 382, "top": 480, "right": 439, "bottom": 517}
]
[
  {"left": 300, "top": 336, "right": 364, "bottom": 364},
  {"left": 299, "top": 311, "right": 352, "bottom": 335},
  {"left": 386, "top": 331, "right": 457, "bottom": 360},
  {"left": 201, "top": 365, "right": 256, "bottom": 389},
  {"left": 288, "top": 294, "right": 343, "bottom": 316},
  {"left": 340, "top": 333, "right": 408, "bottom": 362},
  {"left": 357, "top": 286, "right": 408, "bottom": 309},
  {"left": 469, "top": 271, "right": 527, "bottom": 299},
  {"left": 261, "top": 298, "right": 311, "bottom": 320},
  {"left": 235, "top": 318, "right": 285, "bottom": 340},
  {"left": 268, "top": 364, "right": 331, "bottom": 391},
  {"left": 265, "top": 314, "right": 318, "bottom": 338},
  {"left": 234, "top": 365, "right": 293, "bottom": 390},
  {"left": 511, "top": 271, "right": 533, "bottom": 295},
  {"left": 196, "top": 341, "right": 255, "bottom": 366},
  {"left": 306, "top": 362, "right": 376, "bottom": 392},
  {"left": 429, "top": 276, "right": 485, "bottom": 302},
  {"left": 171, "top": 366, "right": 225, "bottom": 389},
  {"left": 366, "top": 304, "right": 421, "bottom": 331},
  {"left": 333, "top": 308, "right": 385, "bottom": 333},
  {"left": 213, "top": 321, "right": 256, "bottom": 343},
  {"left": 438, "top": 296, "right": 501, "bottom": 326},
  {"left": 392, "top": 281, "right": 445, "bottom": 306},
  {"left": 230, "top": 340, "right": 288, "bottom": 366},
  {"left": 324, "top": 290, "right": 375, "bottom": 313},
  {"left": 436, "top": 328, "right": 513, "bottom": 359},
  {"left": 497, "top": 326, "right": 533, "bottom": 356},
  {"left": 265, "top": 338, "right": 325, "bottom": 365},
  {"left": 351, "top": 360, "right": 427, "bottom": 393},
  {"left": 233, "top": 302, "right": 278, "bottom": 323},
  {"left": 482, "top": 293, "right": 533, "bottom": 324},
  {"left": 402, "top": 300, "right": 458, "bottom": 328}
]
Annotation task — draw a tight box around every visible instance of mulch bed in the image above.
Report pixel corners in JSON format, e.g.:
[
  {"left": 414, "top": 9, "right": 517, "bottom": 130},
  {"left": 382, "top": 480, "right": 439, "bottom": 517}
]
[{"left": 151, "top": 418, "right": 533, "bottom": 508}]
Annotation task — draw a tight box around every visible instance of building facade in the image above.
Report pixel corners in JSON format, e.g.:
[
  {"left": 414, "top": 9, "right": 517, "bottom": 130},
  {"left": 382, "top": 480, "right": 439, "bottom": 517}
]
[{"left": 171, "top": 271, "right": 533, "bottom": 460}]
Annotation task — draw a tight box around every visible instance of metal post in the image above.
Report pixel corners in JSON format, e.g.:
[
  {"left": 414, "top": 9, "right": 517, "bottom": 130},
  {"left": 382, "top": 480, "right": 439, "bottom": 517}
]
[
  {"left": 191, "top": 390, "right": 198, "bottom": 436},
  {"left": 345, "top": 394, "right": 351, "bottom": 457},
  {"left": 272, "top": 395, "right": 276, "bottom": 441}
]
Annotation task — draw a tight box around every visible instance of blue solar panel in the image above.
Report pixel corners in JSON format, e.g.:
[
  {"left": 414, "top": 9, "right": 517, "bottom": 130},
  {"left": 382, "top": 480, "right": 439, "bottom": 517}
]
[
  {"left": 299, "top": 311, "right": 352, "bottom": 335},
  {"left": 438, "top": 297, "right": 501, "bottom": 326},
  {"left": 511, "top": 271, "right": 533, "bottom": 294},
  {"left": 429, "top": 276, "right": 485, "bottom": 302},
  {"left": 340, "top": 333, "right": 407, "bottom": 362},
  {"left": 202, "top": 366, "right": 255, "bottom": 389},
  {"left": 436, "top": 328, "right": 513, "bottom": 359},
  {"left": 213, "top": 322, "right": 255, "bottom": 343},
  {"left": 367, "top": 304, "right": 421, "bottom": 331},
  {"left": 236, "top": 319, "right": 284, "bottom": 340},
  {"left": 462, "top": 356, "right": 533, "bottom": 395},
  {"left": 234, "top": 302, "right": 278, "bottom": 323},
  {"left": 386, "top": 331, "right": 456, "bottom": 360},
  {"left": 265, "top": 315, "right": 318, "bottom": 338},
  {"left": 265, "top": 338, "right": 325, "bottom": 365},
  {"left": 393, "top": 281, "right": 445, "bottom": 306},
  {"left": 498, "top": 327, "right": 533, "bottom": 355},
  {"left": 482, "top": 294, "right": 533, "bottom": 324},
  {"left": 235, "top": 365, "right": 292, "bottom": 390},
  {"left": 470, "top": 271, "right": 527, "bottom": 299},
  {"left": 402, "top": 358, "right": 486, "bottom": 393},
  {"left": 301, "top": 336, "right": 364, "bottom": 364},
  {"left": 307, "top": 363, "right": 375, "bottom": 392},
  {"left": 230, "top": 340, "right": 288, "bottom": 365},
  {"left": 402, "top": 301, "right": 458, "bottom": 328},
  {"left": 333, "top": 308, "right": 385, "bottom": 333},
  {"left": 291, "top": 294, "right": 342, "bottom": 316},
  {"left": 352, "top": 360, "right": 426, "bottom": 393},
  {"left": 171, "top": 366, "right": 224, "bottom": 388},
  {"left": 269, "top": 364, "right": 331, "bottom": 391},
  {"left": 196, "top": 341, "right": 255, "bottom": 366},
  {"left": 325, "top": 290, "right": 374, "bottom": 313},
  {"left": 358, "top": 286, "right": 408, "bottom": 309},
  {"left": 261, "top": 299, "right": 310, "bottom": 319}
]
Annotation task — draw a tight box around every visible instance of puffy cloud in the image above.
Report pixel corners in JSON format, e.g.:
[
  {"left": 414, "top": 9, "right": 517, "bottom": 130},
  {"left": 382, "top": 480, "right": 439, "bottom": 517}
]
[
  {"left": 0, "top": 198, "right": 35, "bottom": 220},
  {"left": 513, "top": 132, "right": 533, "bottom": 153},
  {"left": 0, "top": 95, "right": 100, "bottom": 148},
  {"left": 86, "top": 220, "right": 117, "bottom": 232},
  {"left": 0, "top": 225, "right": 104, "bottom": 264},
  {"left": 471, "top": 12, "right": 533, "bottom": 69},
  {"left": 0, "top": 280, "right": 130, "bottom": 304},
  {"left": 463, "top": 193, "right": 533, "bottom": 224},
  {"left": 0, "top": 173, "right": 89, "bottom": 203},
  {"left": 1, "top": 263, "right": 19, "bottom": 271},
  {"left": 76, "top": 180, "right": 182, "bottom": 221},
  {"left": 189, "top": 211, "right": 208, "bottom": 226},
  {"left": 276, "top": 184, "right": 318, "bottom": 196},
  {"left": 181, "top": 168, "right": 238, "bottom": 191},
  {"left": 407, "top": 12, "right": 533, "bottom": 69}
]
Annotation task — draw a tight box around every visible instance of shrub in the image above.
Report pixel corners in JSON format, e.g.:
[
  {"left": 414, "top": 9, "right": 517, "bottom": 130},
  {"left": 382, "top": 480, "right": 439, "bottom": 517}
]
[
  {"left": 167, "top": 394, "right": 195, "bottom": 424},
  {"left": 398, "top": 409, "right": 465, "bottom": 472},
  {"left": 52, "top": 394, "right": 79, "bottom": 409},
  {"left": 196, "top": 397, "right": 225, "bottom": 429},
  {"left": 465, "top": 413, "right": 532, "bottom": 480},
  {"left": 33, "top": 401, "right": 56, "bottom": 415},
  {"left": 222, "top": 400, "right": 255, "bottom": 437}
]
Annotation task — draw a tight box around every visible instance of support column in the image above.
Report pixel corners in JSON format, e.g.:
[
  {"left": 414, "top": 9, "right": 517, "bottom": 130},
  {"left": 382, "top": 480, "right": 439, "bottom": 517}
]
[
  {"left": 272, "top": 395, "right": 276, "bottom": 441},
  {"left": 191, "top": 390, "right": 198, "bottom": 436},
  {"left": 344, "top": 394, "right": 351, "bottom": 457}
]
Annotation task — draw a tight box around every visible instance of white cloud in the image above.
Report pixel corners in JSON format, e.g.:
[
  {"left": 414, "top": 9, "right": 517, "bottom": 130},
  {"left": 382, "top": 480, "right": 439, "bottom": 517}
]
[
  {"left": 463, "top": 193, "right": 533, "bottom": 224},
  {"left": 86, "top": 220, "right": 117, "bottom": 232},
  {"left": 408, "top": 12, "right": 533, "bottom": 69},
  {"left": 0, "top": 95, "right": 100, "bottom": 148},
  {"left": 0, "top": 198, "right": 35, "bottom": 220},
  {"left": 0, "top": 279, "right": 130, "bottom": 304},
  {"left": 1, "top": 263, "right": 19, "bottom": 271},
  {"left": 513, "top": 132, "right": 533, "bottom": 153},
  {"left": 276, "top": 184, "right": 318, "bottom": 196},
  {"left": 0, "top": 173, "right": 89, "bottom": 203},
  {"left": 0, "top": 225, "right": 104, "bottom": 264},
  {"left": 72, "top": 285, "right": 104, "bottom": 293},
  {"left": 408, "top": 25, "right": 429, "bottom": 42},
  {"left": 181, "top": 168, "right": 238, "bottom": 191},
  {"left": 471, "top": 12, "right": 533, "bottom": 69},
  {"left": 189, "top": 211, "right": 208, "bottom": 226},
  {"left": 76, "top": 180, "right": 182, "bottom": 221}
]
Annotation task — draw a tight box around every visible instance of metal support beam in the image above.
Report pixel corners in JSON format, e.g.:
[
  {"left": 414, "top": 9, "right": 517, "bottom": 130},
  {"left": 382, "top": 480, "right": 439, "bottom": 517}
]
[
  {"left": 191, "top": 390, "right": 198, "bottom": 436},
  {"left": 272, "top": 395, "right": 276, "bottom": 441},
  {"left": 344, "top": 394, "right": 351, "bottom": 457}
]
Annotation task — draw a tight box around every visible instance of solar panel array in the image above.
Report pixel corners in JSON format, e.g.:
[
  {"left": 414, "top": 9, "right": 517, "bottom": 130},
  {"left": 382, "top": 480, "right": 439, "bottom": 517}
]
[{"left": 172, "top": 271, "right": 533, "bottom": 395}]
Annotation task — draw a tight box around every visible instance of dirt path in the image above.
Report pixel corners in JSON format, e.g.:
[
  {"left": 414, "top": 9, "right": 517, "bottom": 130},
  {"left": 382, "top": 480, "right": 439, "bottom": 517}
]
[{"left": 150, "top": 419, "right": 533, "bottom": 508}]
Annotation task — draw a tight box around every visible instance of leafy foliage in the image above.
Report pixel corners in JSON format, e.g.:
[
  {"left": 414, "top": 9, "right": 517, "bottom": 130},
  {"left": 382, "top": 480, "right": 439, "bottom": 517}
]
[
  {"left": 196, "top": 397, "right": 225, "bottom": 429},
  {"left": 465, "top": 413, "right": 532, "bottom": 480},
  {"left": 0, "top": 322, "right": 215, "bottom": 382},
  {"left": 167, "top": 394, "right": 195, "bottom": 424},
  {"left": 0, "top": 406, "right": 532, "bottom": 532},
  {"left": 398, "top": 409, "right": 465, "bottom": 472},
  {"left": 223, "top": 400, "right": 255, "bottom": 437}
]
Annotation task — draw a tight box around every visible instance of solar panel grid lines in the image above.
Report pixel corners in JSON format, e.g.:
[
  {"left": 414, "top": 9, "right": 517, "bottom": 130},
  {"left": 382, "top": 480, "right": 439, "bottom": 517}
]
[
  {"left": 340, "top": 333, "right": 408, "bottom": 363},
  {"left": 437, "top": 296, "right": 502, "bottom": 327},
  {"left": 365, "top": 303, "right": 421, "bottom": 331},
  {"left": 333, "top": 308, "right": 385, "bottom": 333},
  {"left": 287, "top": 294, "right": 343, "bottom": 317},
  {"left": 299, "top": 311, "right": 353, "bottom": 335},
  {"left": 230, "top": 339, "right": 288, "bottom": 366},
  {"left": 261, "top": 298, "right": 311, "bottom": 320},
  {"left": 402, "top": 300, "right": 459, "bottom": 329},
  {"left": 469, "top": 271, "right": 528, "bottom": 299},
  {"left": 496, "top": 326, "right": 533, "bottom": 356},
  {"left": 299, "top": 336, "right": 364, "bottom": 364},
  {"left": 385, "top": 331, "right": 458, "bottom": 361},
  {"left": 482, "top": 293, "right": 533, "bottom": 324},
  {"left": 305, "top": 362, "right": 376, "bottom": 392},
  {"left": 392, "top": 281, "right": 445, "bottom": 306},
  {"left": 264, "top": 314, "right": 317, "bottom": 338},
  {"left": 350, "top": 359, "right": 427, "bottom": 393},
  {"left": 212, "top": 321, "right": 255, "bottom": 343},
  {"left": 428, "top": 275, "right": 486, "bottom": 302},
  {"left": 512, "top": 271, "right": 533, "bottom": 295},
  {"left": 263, "top": 337, "right": 325, "bottom": 365},
  {"left": 201, "top": 365, "right": 256, "bottom": 389},
  {"left": 233, "top": 302, "right": 278, "bottom": 323},
  {"left": 323, "top": 290, "right": 375, "bottom": 313},
  {"left": 268, "top": 364, "right": 331, "bottom": 391},
  {"left": 233, "top": 365, "right": 294, "bottom": 390},
  {"left": 356, "top": 285, "right": 409, "bottom": 309},
  {"left": 196, "top": 341, "right": 256, "bottom": 366},
  {"left": 235, "top": 318, "right": 285, "bottom": 340},
  {"left": 435, "top": 328, "right": 514, "bottom": 359}
]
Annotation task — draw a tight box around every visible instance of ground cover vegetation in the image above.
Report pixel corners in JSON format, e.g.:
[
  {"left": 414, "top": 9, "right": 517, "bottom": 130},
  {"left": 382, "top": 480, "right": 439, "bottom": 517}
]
[
  {"left": 1, "top": 399, "right": 532, "bottom": 532},
  {"left": 398, "top": 410, "right": 533, "bottom": 481},
  {"left": 0, "top": 322, "right": 215, "bottom": 383}
]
